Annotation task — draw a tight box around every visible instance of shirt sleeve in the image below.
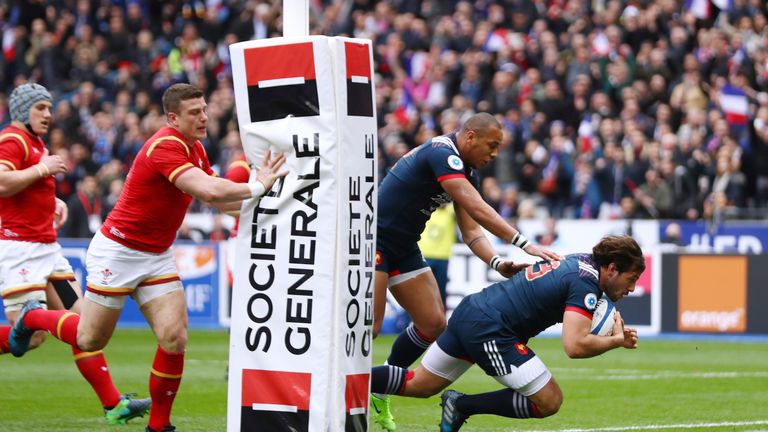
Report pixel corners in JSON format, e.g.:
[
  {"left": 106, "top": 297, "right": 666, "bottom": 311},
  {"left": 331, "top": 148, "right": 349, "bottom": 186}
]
[
  {"left": 564, "top": 274, "right": 600, "bottom": 319},
  {"left": 0, "top": 135, "right": 27, "bottom": 171},
  {"left": 145, "top": 140, "right": 197, "bottom": 183},
  {"left": 427, "top": 145, "right": 467, "bottom": 183}
]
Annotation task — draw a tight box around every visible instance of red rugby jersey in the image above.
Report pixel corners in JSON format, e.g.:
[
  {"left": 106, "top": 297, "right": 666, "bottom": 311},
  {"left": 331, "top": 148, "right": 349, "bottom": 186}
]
[
  {"left": 224, "top": 154, "right": 249, "bottom": 238},
  {"left": 101, "top": 126, "right": 214, "bottom": 253},
  {"left": 0, "top": 125, "right": 56, "bottom": 243}
]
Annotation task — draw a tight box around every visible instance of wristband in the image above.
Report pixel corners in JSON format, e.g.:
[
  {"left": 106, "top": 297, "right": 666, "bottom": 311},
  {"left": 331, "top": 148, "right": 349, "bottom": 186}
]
[
  {"left": 34, "top": 163, "right": 49, "bottom": 178},
  {"left": 248, "top": 181, "right": 267, "bottom": 199},
  {"left": 489, "top": 255, "right": 502, "bottom": 271},
  {"left": 511, "top": 232, "right": 529, "bottom": 249}
]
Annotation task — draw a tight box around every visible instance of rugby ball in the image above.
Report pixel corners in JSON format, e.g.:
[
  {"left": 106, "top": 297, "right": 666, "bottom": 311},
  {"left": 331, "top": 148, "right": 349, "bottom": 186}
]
[{"left": 590, "top": 299, "right": 616, "bottom": 336}]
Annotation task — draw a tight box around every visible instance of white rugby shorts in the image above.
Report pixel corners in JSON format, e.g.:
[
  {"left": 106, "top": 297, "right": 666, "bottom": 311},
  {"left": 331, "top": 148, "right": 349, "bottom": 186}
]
[
  {"left": 0, "top": 239, "right": 74, "bottom": 311},
  {"left": 85, "top": 231, "right": 182, "bottom": 309}
]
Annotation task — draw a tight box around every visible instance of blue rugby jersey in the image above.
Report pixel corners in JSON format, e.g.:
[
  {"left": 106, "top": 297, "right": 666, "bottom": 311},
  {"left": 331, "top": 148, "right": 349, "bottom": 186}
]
[
  {"left": 377, "top": 133, "right": 479, "bottom": 247},
  {"left": 469, "top": 254, "right": 604, "bottom": 340}
]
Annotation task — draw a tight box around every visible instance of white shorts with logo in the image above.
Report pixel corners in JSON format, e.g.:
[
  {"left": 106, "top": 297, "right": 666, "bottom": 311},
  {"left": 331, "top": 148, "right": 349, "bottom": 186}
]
[
  {"left": 0, "top": 240, "right": 75, "bottom": 312},
  {"left": 85, "top": 231, "right": 183, "bottom": 309}
]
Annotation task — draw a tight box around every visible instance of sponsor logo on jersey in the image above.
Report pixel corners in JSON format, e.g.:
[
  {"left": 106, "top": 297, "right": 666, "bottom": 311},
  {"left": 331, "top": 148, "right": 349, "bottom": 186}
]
[
  {"left": 584, "top": 292, "right": 598, "bottom": 310},
  {"left": 447, "top": 155, "right": 463, "bottom": 171}
]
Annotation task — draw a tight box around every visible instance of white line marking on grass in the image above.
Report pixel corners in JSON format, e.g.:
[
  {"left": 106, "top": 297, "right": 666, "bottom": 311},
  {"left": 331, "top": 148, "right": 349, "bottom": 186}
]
[
  {"left": 553, "top": 368, "right": 768, "bottom": 380},
  {"left": 525, "top": 420, "right": 768, "bottom": 431}
]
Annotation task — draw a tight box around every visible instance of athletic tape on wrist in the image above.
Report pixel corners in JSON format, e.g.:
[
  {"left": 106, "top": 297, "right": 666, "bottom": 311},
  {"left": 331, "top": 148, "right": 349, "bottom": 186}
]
[
  {"left": 248, "top": 181, "right": 267, "bottom": 199},
  {"left": 489, "top": 255, "right": 502, "bottom": 271},
  {"left": 511, "top": 232, "right": 529, "bottom": 249}
]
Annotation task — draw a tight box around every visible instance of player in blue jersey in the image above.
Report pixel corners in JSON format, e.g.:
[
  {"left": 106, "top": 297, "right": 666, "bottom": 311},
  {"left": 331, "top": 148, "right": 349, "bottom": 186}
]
[
  {"left": 371, "top": 113, "right": 561, "bottom": 430},
  {"left": 370, "top": 235, "right": 644, "bottom": 431}
]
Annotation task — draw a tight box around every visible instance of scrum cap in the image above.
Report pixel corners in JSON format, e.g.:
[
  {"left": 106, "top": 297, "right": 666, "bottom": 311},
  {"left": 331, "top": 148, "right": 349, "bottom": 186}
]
[{"left": 9, "top": 83, "right": 52, "bottom": 124}]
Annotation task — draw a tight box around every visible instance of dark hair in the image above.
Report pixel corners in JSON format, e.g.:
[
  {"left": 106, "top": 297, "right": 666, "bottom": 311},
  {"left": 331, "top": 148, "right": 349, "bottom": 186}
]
[
  {"left": 592, "top": 235, "right": 645, "bottom": 273},
  {"left": 461, "top": 112, "right": 501, "bottom": 135},
  {"left": 162, "top": 83, "right": 204, "bottom": 115}
]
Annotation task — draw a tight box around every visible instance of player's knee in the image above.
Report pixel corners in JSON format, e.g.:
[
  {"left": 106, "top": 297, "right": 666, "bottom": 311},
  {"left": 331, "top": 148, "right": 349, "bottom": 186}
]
[
  {"left": 77, "top": 332, "right": 108, "bottom": 352},
  {"left": 534, "top": 394, "right": 562, "bottom": 417},
  {"left": 417, "top": 315, "right": 446, "bottom": 339},
  {"left": 158, "top": 327, "right": 188, "bottom": 353}
]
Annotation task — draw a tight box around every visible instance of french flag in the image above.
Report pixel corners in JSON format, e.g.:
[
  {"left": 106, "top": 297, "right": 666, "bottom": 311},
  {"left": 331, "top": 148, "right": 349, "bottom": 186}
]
[
  {"left": 684, "top": 0, "right": 710, "bottom": 19},
  {"left": 720, "top": 84, "right": 749, "bottom": 126}
]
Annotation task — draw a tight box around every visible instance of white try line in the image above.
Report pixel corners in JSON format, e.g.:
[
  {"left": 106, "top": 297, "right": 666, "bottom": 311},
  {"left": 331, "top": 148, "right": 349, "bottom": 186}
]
[
  {"left": 524, "top": 420, "right": 768, "bottom": 431},
  {"left": 552, "top": 368, "right": 768, "bottom": 380}
]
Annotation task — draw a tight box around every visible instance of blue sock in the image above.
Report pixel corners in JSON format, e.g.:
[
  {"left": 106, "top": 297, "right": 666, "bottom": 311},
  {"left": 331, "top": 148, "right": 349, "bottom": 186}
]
[
  {"left": 371, "top": 365, "right": 409, "bottom": 395},
  {"left": 456, "top": 389, "right": 539, "bottom": 418},
  {"left": 386, "top": 323, "right": 433, "bottom": 367}
]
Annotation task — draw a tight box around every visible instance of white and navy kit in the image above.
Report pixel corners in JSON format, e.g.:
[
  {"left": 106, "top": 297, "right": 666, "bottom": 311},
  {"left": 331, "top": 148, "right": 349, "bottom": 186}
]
[
  {"left": 376, "top": 133, "right": 479, "bottom": 276},
  {"left": 434, "top": 254, "right": 603, "bottom": 377}
]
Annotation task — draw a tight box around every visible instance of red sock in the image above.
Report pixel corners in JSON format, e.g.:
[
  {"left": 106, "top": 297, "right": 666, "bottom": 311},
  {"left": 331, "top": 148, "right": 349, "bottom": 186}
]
[
  {"left": 148, "top": 345, "right": 184, "bottom": 430},
  {"left": 0, "top": 325, "right": 10, "bottom": 354},
  {"left": 72, "top": 347, "right": 122, "bottom": 408},
  {"left": 22, "top": 309, "right": 79, "bottom": 346}
]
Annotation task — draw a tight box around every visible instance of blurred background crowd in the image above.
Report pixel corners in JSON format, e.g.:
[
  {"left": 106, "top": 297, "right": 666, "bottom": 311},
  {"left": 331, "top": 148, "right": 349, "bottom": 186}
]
[{"left": 2, "top": 0, "right": 767, "bottom": 240}]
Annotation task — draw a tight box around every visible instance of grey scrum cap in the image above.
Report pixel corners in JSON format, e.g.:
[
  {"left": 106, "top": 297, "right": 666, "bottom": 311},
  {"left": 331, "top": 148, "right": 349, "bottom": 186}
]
[{"left": 9, "top": 83, "right": 52, "bottom": 124}]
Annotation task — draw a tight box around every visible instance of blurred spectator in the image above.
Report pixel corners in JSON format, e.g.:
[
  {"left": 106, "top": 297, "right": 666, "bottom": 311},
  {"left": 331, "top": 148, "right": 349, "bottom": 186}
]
[{"left": 60, "top": 174, "right": 102, "bottom": 238}]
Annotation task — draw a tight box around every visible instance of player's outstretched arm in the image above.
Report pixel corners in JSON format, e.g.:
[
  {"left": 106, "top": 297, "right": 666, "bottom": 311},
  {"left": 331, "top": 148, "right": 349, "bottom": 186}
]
[
  {"left": 454, "top": 201, "right": 528, "bottom": 277},
  {"left": 561, "top": 310, "right": 634, "bottom": 358},
  {"left": 442, "top": 177, "right": 562, "bottom": 262},
  {"left": 175, "top": 151, "right": 288, "bottom": 204}
]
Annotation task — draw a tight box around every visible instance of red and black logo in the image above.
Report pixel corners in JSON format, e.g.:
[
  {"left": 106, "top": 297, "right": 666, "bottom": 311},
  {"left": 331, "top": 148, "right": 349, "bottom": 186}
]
[
  {"left": 344, "top": 42, "right": 373, "bottom": 118},
  {"left": 243, "top": 43, "right": 319, "bottom": 123},
  {"left": 344, "top": 373, "right": 369, "bottom": 432},
  {"left": 241, "top": 369, "right": 311, "bottom": 431}
]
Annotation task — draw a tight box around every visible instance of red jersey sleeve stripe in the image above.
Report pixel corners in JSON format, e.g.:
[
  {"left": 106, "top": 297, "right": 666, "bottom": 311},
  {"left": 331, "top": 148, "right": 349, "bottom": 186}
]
[
  {"left": 0, "top": 160, "right": 16, "bottom": 170},
  {"left": 437, "top": 173, "right": 466, "bottom": 182},
  {"left": 0, "top": 133, "right": 29, "bottom": 161},
  {"left": 146, "top": 136, "right": 190, "bottom": 158},
  {"left": 565, "top": 306, "right": 593, "bottom": 319},
  {"left": 168, "top": 162, "right": 195, "bottom": 183}
]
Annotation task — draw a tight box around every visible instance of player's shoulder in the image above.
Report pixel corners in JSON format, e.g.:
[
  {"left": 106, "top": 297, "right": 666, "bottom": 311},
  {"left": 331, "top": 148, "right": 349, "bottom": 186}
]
[
  {"left": 427, "top": 134, "right": 459, "bottom": 154},
  {"left": 565, "top": 253, "right": 599, "bottom": 284},
  {"left": 144, "top": 127, "right": 191, "bottom": 157}
]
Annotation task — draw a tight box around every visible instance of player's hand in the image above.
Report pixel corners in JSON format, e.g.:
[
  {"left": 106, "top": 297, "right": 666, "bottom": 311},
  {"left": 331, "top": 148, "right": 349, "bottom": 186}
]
[
  {"left": 53, "top": 197, "right": 68, "bottom": 229},
  {"left": 255, "top": 150, "right": 289, "bottom": 191},
  {"left": 613, "top": 311, "right": 638, "bottom": 349},
  {"left": 39, "top": 149, "right": 68, "bottom": 176},
  {"left": 496, "top": 260, "right": 529, "bottom": 278},
  {"left": 523, "top": 243, "right": 563, "bottom": 261}
]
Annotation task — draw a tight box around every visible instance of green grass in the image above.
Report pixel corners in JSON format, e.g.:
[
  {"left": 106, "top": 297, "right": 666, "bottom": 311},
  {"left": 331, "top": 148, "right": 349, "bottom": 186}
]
[{"left": 1, "top": 330, "right": 767, "bottom": 431}]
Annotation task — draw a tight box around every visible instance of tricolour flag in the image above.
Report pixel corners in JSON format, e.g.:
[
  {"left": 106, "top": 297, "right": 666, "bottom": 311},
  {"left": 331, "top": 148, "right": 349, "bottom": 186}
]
[
  {"left": 243, "top": 42, "right": 319, "bottom": 122},
  {"left": 345, "top": 42, "right": 373, "bottom": 117},
  {"left": 684, "top": 0, "right": 711, "bottom": 19},
  {"left": 241, "top": 369, "right": 312, "bottom": 431},
  {"left": 720, "top": 84, "right": 749, "bottom": 126}
]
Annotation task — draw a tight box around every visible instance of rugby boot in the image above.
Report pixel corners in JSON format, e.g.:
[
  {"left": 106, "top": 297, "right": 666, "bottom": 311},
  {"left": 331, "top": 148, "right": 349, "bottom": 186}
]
[
  {"left": 105, "top": 393, "right": 152, "bottom": 425},
  {"left": 371, "top": 394, "right": 396, "bottom": 431},
  {"left": 9, "top": 299, "right": 42, "bottom": 357},
  {"left": 439, "top": 390, "right": 468, "bottom": 432}
]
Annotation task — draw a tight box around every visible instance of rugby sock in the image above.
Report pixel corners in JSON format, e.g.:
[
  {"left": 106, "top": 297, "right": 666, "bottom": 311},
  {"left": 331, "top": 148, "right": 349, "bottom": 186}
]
[
  {"left": 387, "top": 323, "right": 434, "bottom": 367},
  {"left": 371, "top": 365, "right": 413, "bottom": 395},
  {"left": 455, "top": 389, "right": 541, "bottom": 418},
  {"left": 23, "top": 309, "right": 79, "bottom": 346},
  {"left": 0, "top": 325, "right": 10, "bottom": 353},
  {"left": 148, "top": 345, "right": 184, "bottom": 431},
  {"left": 72, "top": 348, "right": 122, "bottom": 408}
]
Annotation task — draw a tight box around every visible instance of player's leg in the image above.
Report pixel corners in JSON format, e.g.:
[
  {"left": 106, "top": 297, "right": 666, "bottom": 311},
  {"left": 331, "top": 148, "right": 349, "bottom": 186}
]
[
  {"left": 388, "top": 268, "right": 445, "bottom": 367},
  {"left": 137, "top": 271, "right": 187, "bottom": 432}
]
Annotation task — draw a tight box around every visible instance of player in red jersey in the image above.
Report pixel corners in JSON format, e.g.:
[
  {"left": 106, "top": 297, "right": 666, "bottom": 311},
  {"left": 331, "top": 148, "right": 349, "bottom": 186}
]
[
  {"left": 0, "top": 82, "right": 151, "bottom": 424},
  {"left": 10, "top": 83, "right": 287, "bottom": 432}
]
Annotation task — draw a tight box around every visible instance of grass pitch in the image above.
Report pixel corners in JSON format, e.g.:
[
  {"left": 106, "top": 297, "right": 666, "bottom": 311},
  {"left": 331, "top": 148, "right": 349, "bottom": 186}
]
[{"left": 0, "top": 329, "right": 766, "bottom": 431}]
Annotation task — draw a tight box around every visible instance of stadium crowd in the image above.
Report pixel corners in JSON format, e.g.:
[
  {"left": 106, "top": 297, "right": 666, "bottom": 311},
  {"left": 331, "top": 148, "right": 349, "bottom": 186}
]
[{"left": 2, "top": 0, "right": 767, "bottom": 240}]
